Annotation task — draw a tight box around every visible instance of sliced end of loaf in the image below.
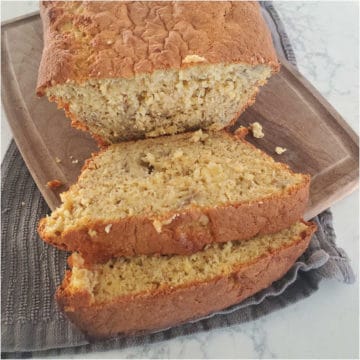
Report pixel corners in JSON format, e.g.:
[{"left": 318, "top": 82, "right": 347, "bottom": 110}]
[
  {"left": 56, "top": 221, "right": 316, "bottom": 338},
  {"left": 37, "top": 1, "right": 280, "bottom": 145},
  {"left": 46, "top": 63, "right": 274, "bottom": 143},
  {"left": 38, "top": 130, "right": 310, "bottom": 260}
]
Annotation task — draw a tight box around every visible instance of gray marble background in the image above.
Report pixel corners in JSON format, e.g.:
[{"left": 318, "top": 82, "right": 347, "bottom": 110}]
[{"left": 1, "top": 1, "right": 359, "bottom": 358}]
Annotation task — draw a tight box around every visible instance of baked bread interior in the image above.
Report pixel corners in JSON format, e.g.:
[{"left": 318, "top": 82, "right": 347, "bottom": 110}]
[
  {"left": 47, "top": 63, "right": 274, "bottom": 143},
  {"left": 38, "top": 130, "right": 310, "bottom": 261},
  {"left": 57, "top": 221, "right": 316, "bottom": 338}
]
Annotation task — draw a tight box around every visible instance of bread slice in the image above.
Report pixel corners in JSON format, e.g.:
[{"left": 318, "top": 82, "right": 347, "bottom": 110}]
[
  {"left": 38, "top": 130, "right": 310, "bottom": 263},
  {"left": 36, "top": 1, "right": 279, "bottom": 144},
  {"left": 57, "top": 221, "right": 316, "bottom": 339}
]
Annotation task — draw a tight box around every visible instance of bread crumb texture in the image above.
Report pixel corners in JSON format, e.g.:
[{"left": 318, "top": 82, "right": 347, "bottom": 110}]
[
  {"left": 48, "top": 63, "right": 272, "bottom": 143},
  {"left": 38, "top": 2, "right": 279, "bottom": 142},
  {"left": 43, "top": 131, "right": 305, "bottom": 237},
  {"left": 250, "top": 122, "right": 264, "bottom": 138},
  {"left": 66, "top": 222, "right": 309, "bottom": 303}
]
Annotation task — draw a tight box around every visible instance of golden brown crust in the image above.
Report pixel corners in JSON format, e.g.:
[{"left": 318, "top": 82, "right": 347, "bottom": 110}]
[
  {"left": 46, "top": 179, "right": 63, "bottom": 189},
  {"left": 56, "top": 222, "right": 316, "bottom": 338},
  {"left": 38, "top": 177, "right": 310, "bottom": 264},
  {"left": 36, "top": 1, "right": 279, "bottom": 95}
]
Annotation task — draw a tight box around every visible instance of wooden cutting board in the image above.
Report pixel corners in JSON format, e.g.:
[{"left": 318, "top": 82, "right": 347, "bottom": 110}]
[{"left": 2, "top": 12, "right": 359, "bottom": 219}]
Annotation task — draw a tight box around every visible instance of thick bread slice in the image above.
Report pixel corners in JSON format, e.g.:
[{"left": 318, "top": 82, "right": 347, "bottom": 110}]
[
  {"left": 56, "top": 221, "right": 316, "bottom": 339},
  {"left": 38, "top": 130, "right": 310, "bottom": 263},
  {"left": 36, "top": 1, "right": 279, "bottom": 144}
]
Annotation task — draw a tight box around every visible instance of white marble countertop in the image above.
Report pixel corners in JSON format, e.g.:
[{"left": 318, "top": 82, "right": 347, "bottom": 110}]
[{"left": 1, "top": 2, "right": 358, "bottom": 358}]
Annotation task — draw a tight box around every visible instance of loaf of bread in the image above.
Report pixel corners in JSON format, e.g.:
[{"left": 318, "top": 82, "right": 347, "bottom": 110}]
[
  {"left": 36, "top": 1, "right": 279, "bottom": 144},
  {"left": 57, "top": 221, "right": 316, "bottom": 338},
  {"left": 38, "top": 130, "right": 310, "bottom": 263}
]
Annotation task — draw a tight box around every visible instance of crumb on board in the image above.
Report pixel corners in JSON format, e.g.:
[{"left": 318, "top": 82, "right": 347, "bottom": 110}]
[
  {"left": 234, "top": 126, "right": 249, "bottom": 138},
  {"left": 55, "top": 157, "right": 62, "bottom": 164},
  {"left": 21, "top": 202, "right": 25, "bottom": 206},
  {"left": 46, "top": 179, "right": 63, "bottom": 189},
  {"left": 249, "top": 122, "right": 264, "bottom": 138},
  {"left": 69, "top": 155, "right": 79, "bottom": 163},
  {"left": 275, "top": 146, "right": 287, "bottom": 154}
]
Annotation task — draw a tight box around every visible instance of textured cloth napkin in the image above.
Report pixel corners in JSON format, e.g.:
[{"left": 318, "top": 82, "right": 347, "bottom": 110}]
[{"left": 1, "top": 2, "right": 355, "bottom": 357}]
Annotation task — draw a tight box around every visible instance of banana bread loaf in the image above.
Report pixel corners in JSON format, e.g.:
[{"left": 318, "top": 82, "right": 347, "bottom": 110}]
[
  {"left": 57, "top": 221, "right": 316, "bottom": 338},
  {"left": 38, "top": 130, "right": 310, "bottom": 263},
  {"left": 36, "top": 1, "right": 279, "bottom": 144}
]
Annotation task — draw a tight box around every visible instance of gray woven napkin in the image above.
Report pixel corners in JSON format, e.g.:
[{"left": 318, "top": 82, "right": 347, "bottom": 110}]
[{"left": 1, "top": 2, "right": 355, "bottom": 357}]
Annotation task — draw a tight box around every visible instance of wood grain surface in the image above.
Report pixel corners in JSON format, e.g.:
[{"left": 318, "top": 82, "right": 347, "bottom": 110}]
[{"left": 2, "top": 13, "right": 359, "bottom": 219}]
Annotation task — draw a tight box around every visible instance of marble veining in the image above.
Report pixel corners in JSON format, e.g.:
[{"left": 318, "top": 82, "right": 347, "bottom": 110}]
[
  {"left": 275, "top": 2, "right": 359, "bottom": 131},
  {"left": 1, "top": 2, "right": 358, "bottom": 358}
]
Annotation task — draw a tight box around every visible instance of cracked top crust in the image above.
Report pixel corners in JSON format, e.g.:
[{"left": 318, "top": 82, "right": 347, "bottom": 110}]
[{"left": 36, "top": 1, "right": 279, "bottom": 95}]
